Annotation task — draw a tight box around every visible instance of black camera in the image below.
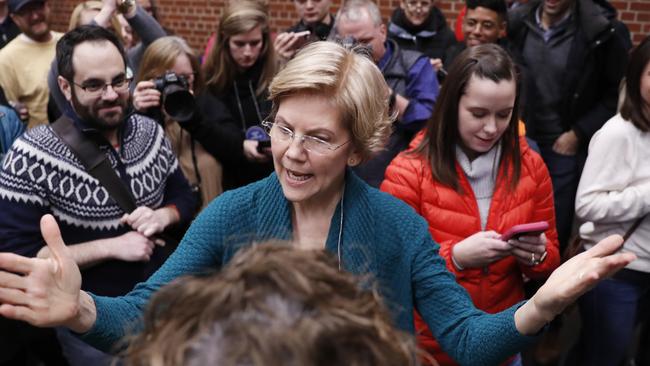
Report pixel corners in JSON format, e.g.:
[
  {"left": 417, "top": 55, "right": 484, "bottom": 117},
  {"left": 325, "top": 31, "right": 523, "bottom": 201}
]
[{"left": 153, "top": 71, "right": 195, "bottom": 122}]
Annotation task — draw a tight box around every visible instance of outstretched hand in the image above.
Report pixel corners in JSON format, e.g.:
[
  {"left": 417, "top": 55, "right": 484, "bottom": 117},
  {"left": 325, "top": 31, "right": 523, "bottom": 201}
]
[
  {"left": 0, "top": 215, "right": 82, "bottom": 327},
  {"left": 515, "top": 235, "right": 636, "bottom": 334}
]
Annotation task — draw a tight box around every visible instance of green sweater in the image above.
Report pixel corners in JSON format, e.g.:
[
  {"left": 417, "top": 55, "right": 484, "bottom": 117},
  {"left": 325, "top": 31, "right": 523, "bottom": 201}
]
[{"left": 83, "top": 172, "right": 534, "bottom": 365}]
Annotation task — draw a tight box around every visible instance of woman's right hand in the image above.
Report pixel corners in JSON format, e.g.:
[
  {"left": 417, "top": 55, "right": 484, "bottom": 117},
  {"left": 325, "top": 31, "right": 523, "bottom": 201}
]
[
  {"left": 0, "top": 215, "right": 92, "bottom": 331},
  {"left": 452, "top": 231, "right": 513, "bottom": 269},
  {"left": 133, "top": 80, "right": 161, "bottom": 113}
]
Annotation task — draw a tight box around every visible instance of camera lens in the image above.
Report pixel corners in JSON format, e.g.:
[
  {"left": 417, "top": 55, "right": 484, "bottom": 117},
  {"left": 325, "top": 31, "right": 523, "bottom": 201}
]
[{"left": 161, "top": 84, "right": 195, "bottom": 122}]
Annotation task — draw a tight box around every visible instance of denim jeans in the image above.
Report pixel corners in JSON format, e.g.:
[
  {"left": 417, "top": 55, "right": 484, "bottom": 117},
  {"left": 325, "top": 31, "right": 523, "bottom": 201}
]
[{"left": 577, "top": 269, "right": 650, "bottom": 366}]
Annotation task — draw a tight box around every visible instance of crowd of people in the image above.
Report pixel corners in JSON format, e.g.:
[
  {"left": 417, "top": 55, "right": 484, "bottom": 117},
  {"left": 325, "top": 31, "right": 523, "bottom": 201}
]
[{"left": 0, "top": 0, "right": 647, "bottom": 365}]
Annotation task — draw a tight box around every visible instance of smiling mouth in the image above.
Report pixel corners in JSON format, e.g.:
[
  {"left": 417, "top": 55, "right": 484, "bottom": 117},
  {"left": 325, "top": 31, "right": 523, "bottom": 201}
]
[{"left": 287, "top": 169, "right": 313, "bottom": 182}]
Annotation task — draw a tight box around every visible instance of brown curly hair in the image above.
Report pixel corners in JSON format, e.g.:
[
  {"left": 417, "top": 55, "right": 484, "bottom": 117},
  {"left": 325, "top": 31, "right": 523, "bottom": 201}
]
[{"left": 122, "top": 243, "right": 421, "bottom": 366}]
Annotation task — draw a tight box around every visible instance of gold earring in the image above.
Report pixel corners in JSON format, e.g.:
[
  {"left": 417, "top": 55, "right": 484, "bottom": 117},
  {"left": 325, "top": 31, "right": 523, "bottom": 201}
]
[{"left": 348, "top": 159, "right": 356, "bottom": 165}]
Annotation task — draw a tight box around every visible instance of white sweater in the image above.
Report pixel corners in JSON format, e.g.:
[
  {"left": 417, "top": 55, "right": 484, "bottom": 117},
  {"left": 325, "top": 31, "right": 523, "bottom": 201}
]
[{"left": 575, "top": 114, "right": 650, "bottom": 272}]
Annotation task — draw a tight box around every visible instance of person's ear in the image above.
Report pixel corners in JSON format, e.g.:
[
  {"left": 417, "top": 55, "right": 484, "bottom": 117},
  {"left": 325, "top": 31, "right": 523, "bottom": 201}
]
[
  {"left": 57, "top": 76, "right": 72, "bottom": 102},
  {"left": 379, "top": 23, "right": 387, "bottom": 41},
  {"left": 347, "top": 150, "right": 362, "bottom": 167},
  {"left": 399, "top": 0, "right": 407, "bottom": 11},
  {"left": 498, "top": 20, "right": 507, "bottom": 39}
]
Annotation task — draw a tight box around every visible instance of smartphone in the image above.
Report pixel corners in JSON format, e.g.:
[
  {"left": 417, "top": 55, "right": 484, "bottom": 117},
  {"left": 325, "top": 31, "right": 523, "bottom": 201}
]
[
  {"left": 292, "top": 30, "right": 311, "bottom": 49},
  {"left": 500, "top": 221, "right": 549, "bottom": 241},
  {"left": 294, "top": 30, "right": 311, "bottom": 39},
  {"left": 257, "top": 139, "right": 271, "bottom": 152}
]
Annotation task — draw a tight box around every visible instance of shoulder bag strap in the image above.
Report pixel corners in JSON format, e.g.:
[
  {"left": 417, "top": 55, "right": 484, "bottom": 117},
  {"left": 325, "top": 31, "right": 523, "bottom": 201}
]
[
  {"left": 51, "top": 115, "right": 137, "bottom": 213},
  {"left": 623, "top": 214, "right": 647, "bottom": 242}
]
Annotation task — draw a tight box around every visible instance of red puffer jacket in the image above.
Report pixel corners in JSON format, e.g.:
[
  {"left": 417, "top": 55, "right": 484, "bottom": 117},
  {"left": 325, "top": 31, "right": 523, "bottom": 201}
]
[{"left": 380, "top": 135, "right": 560, "bottom": 366}]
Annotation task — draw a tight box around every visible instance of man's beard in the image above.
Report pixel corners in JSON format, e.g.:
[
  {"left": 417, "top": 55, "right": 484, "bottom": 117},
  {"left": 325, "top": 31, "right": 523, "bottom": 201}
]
[{"left": 70, "top": 88, "right": 129, "bottom": 132}]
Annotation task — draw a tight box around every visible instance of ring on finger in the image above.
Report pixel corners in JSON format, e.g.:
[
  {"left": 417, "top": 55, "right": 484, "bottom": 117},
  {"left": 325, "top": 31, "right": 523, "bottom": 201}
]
[{"left": 531, "top": 252, "right": 536, "bottom": 265}]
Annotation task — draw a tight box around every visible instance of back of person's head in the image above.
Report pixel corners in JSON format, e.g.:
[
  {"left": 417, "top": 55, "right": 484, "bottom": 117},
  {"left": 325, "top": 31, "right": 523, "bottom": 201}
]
[
  {"left": 203, "top": 0, "right": 276, "bottom": 96},
  {"left": 418, "top": 43, "right": 521, "bottom": 190},
  {"left": 123, "top": 243, "right": 420, "bottom": 366},
  {"left": 137, "top": 36, "right": 203, "bottom": 93},
  {"left": 336, "top": 0, "right": 383, "bottom": 27},
  {"left": 620, "top": 35, "right": 650, "bottom": 132},
  {"left": 466, "top": 0, "right": 508, "bottom": 20},
  {"left": 269, "top": 41, "right": 392, "bottom": 163},
  {"left": 57, "top": 24, "right": 127, "bottom": 82}
]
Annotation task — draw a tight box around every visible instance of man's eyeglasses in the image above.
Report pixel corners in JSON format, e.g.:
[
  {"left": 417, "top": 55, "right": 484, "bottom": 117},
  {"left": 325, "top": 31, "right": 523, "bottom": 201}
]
[
  {"left": 261, "top": 120, "right": 350, "bottom": 155},
  {"left": 71, "top": 75, "right": 132, "bottom": 97}
]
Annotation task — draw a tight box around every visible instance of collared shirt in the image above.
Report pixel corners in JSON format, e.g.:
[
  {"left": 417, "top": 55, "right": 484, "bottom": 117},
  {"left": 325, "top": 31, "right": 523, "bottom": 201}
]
[
  {"left": 534, "top": 3, "right": 574, "bottom": 43},
  {"left": 521, "top": 4, "right": 576, "bottom": 142}
]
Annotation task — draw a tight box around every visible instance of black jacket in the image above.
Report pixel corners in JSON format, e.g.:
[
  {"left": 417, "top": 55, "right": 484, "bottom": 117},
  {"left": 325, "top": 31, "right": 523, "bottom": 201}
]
[
  {"left": 183, "top": 62, "right": 273, "bottom": 190},
  {"left": 387, "top": 6, "right": 457, "bottom": 61},
  {"left": 508, "top": 0, "right": 631, "bottom": 146}
]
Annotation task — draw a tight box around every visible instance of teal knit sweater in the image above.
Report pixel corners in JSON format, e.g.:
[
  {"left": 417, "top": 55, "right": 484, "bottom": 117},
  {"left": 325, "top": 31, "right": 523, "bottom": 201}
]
[{"left": 83, "top": 172, "right": 534, "bottom": 365}]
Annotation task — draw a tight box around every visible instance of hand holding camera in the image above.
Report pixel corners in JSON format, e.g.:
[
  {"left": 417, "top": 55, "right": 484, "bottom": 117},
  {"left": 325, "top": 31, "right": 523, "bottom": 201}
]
[
  {"left": 133, "top": 80, "right": 161, "bottom": 111},
  {"left": 133, "top": 71, "right": 196, "bottom": 122}
]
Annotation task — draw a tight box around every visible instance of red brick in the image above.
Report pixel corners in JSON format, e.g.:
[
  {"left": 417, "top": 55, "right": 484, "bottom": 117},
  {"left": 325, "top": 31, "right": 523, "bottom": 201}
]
[
  {"left": 631, "top": 2, "right": 650, "bottom": 12},
  {"left": 620, "top": 11, "right": 635, "bottom": 21},
  {"left": 637, "top": 12, "right": 650, "bottom": 22}
]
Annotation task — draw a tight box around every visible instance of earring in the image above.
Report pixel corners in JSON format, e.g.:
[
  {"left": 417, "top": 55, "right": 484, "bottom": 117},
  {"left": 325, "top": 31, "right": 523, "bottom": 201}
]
[{"left": 348, "top": 158, "right": 356, "bottom": 165}]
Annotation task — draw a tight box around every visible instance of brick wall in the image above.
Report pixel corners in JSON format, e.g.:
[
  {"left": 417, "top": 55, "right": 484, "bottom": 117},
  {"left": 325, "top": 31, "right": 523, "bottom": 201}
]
[{"left": 51, "top": 0, "right": 649, "bottom": 51}]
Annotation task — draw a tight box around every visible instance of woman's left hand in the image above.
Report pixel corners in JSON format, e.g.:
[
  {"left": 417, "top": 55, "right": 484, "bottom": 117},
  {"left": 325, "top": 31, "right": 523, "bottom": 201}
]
[
  {"left": 515, "top": 235, "right": 636, "bottom": 335},
  {"left": 510, "top": 233, "right": 547, "bottom": 266}
]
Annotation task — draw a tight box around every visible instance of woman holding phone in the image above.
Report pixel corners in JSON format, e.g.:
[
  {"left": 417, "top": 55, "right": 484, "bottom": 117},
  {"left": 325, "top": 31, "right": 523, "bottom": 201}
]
[
  {"left": 381, "top": 44, "right": 560, "bottom": 365},
  {"left": 197, "top": 0, "right": 278, "bottom": 189}
]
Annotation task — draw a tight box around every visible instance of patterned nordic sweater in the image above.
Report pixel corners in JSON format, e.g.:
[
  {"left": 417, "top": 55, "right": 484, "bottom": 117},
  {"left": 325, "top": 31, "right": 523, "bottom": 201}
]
[
  {"left": 83, "top": 171, "right": 535, "bottom": 365},
  {"left": 0, "top": 114, "right": 195, "bottom": 296}
]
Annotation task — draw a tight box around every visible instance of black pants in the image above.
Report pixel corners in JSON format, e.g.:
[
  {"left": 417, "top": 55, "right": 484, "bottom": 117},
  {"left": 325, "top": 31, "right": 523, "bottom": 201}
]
[{"left": 0, "top": 317, "right": 68, "bottom": 366}]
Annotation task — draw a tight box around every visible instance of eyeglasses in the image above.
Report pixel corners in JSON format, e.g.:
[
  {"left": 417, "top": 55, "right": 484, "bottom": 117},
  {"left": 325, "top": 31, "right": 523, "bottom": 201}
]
[
  {"left": 262, "top": 120, "right": 350, "bottom": 155},
  {"left": 71, "top": 75, "right": 132, "bottom": 97},
  {"left": 404, "top": 0, "right": 432, "bottom": 10}
]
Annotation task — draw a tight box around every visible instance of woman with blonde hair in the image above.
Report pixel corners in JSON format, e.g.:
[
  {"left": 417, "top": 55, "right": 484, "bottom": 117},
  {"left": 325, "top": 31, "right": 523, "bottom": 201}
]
[
  {"left": 197, "top": 0, "right": 278, "bottom": 189},
  {"left": 133, "top": 36, "right": 222, "bottom": 211},
  {"left": 0, "top": 41, "right": 636, "bottom": 366}
]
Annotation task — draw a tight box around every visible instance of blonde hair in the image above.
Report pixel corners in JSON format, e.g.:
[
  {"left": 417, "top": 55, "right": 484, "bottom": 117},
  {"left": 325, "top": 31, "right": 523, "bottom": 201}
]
[
  {"left": 68, "top": 1, "right": 123, "bottom": 41},
  {"left": 122, "top": 243, "right": 420, "bottom": 366},
  {"left": 269, "top": 41, "right": 393, "bottom": 162},
  {"left": 203, "top": 0, "right": 277, "bottom": 96},
  {"left": 136, "top": 36, "right": 203, "bottom": 93}
]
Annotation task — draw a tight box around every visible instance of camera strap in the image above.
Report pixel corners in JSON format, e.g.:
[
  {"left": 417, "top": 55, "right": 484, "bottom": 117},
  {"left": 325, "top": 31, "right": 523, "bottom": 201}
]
[{"left": 51, "top": 115, "right": 137, "bottom": 214}]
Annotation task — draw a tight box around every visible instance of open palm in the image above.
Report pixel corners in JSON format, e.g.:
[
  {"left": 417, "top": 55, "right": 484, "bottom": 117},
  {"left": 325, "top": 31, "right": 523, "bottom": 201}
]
[{"left": 0, "top": 214, "right": 82, "bottom": 327}]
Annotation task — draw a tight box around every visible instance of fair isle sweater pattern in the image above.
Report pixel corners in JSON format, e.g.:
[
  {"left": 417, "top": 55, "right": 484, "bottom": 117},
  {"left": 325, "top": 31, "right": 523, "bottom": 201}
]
[{"left": 0, "top": 114, "right": 178, "bottom": 230}]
